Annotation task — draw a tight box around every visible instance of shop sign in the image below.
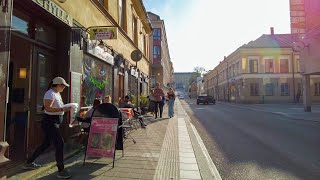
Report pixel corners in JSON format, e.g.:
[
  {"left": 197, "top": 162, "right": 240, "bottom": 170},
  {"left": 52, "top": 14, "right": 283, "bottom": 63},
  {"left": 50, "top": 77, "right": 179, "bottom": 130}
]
[
  {"left": 87, "top": 40, "right": 114, "bottom": 65},
  {"left": 130, "top": 69, "right": 138, "bottom": 77},
  {"left": 89, "top": 27, "right": 118, "bottom": 40},
  {"left": 86, "top": 117, "right": 118, "bottom": 158},
  {"left": 32, "top": 0, "right": 73, "bottom": 26}
]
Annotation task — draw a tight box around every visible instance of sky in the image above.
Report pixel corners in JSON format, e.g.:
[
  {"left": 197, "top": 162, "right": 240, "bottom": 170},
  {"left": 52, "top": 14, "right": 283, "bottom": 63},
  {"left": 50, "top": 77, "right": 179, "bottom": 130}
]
[{"left": 142, "top": 0, "right": 291, "bottom": 72}]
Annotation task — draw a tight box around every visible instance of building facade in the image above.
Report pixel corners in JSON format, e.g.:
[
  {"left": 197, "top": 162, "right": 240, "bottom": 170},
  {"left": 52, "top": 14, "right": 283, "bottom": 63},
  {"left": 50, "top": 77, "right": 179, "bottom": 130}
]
[
  {"left": 174, "top": 72, "right": 193, "bottom": 93},
  {"left": 148, "top": 12, "right": 172, "bottom": 89},
  {"left": 0, "top": 0, "right": 152, "bottom": 165},
  {"left": 290, "top": 0, "right": 320, "bottom": 111},
  {"left": 204, "top": 29, "right": 320, "bottom": 104}
]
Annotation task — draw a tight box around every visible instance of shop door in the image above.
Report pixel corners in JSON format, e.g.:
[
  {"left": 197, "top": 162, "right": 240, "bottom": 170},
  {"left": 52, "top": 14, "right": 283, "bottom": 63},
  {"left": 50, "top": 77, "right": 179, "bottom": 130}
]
[
  {"left": 27, "top": 46, "right": 57, "bottom": 155},
  {"left": 6, "top": 35, "right": 32, "bottom": 160}
]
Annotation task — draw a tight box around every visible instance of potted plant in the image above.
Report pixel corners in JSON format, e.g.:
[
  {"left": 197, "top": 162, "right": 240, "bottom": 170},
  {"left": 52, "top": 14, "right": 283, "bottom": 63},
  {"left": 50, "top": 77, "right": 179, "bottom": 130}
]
[{"left": 139, "top": 95, "right": 149, "bottom": 115}]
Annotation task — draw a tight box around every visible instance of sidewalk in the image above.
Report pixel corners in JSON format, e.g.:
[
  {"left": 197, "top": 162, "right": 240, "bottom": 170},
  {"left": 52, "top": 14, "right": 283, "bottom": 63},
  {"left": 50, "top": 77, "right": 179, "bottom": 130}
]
[
  {"left": 8, "top": 101, "right": 221, "bottom": 180},
  {"left": 218, "top": 102, "right": 320, "bottom": 122}
]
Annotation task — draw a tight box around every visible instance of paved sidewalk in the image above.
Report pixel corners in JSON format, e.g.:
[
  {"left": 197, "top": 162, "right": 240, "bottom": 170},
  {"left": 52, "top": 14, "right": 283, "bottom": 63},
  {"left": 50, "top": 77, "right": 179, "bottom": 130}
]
[
  {"left": 218, "top": 102, "right": 320, "bottom": 122},
  {"left": 8, "top": 101, "right": 221, "bottom": 180}
]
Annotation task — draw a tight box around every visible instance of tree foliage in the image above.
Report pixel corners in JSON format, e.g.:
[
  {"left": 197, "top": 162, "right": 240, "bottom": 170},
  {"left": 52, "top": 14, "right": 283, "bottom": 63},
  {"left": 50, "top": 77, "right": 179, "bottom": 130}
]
[{"left": 189, "top": 66, "right": 206, "bottom": 85}]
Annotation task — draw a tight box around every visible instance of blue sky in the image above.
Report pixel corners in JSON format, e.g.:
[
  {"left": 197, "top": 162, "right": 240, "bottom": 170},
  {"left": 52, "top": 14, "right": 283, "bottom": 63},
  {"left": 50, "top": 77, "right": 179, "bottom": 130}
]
[{"left": 143, "top": 0, "right": 291, "bottom": 72}]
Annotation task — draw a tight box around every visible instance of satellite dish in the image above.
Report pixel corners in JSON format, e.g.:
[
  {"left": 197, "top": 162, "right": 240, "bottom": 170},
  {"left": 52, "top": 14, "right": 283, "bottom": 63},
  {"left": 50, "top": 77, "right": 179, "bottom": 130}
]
[{"left": 131, "top": 50, "right": 143, "bottom": 62}]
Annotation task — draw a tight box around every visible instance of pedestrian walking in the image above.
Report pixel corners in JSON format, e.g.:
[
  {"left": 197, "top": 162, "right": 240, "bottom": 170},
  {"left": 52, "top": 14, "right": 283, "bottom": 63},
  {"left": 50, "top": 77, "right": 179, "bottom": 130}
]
[
  {"left": 104, "top": 95, "right": 112, "bottom": 103},
  {"left": 153, "top": 82, "right": 165, "bottom": 119},
  {"left": 167, "top": 88, "right": 176, "bottom": 118},
  {"left": 23, "top": 77, "right": 72, "bottom": 179},
  {"left": 148, "top": 90, "right": 155, "bottom": 116}
]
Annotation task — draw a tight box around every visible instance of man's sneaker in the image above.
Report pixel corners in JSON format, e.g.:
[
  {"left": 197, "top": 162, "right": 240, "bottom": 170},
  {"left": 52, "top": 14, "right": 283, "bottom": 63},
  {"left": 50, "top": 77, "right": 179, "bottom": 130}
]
[
  {"left": 57, "top": 169, "right": 72, "bottom": 179},
  {"left": 22, "top": 162, "right": 41, "bottom": 170}
]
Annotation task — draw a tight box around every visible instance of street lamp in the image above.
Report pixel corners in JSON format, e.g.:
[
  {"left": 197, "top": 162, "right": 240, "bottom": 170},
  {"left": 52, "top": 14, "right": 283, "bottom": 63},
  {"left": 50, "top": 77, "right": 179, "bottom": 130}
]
[{"left": 131, "top": 50, "right": 143, "bottom": 111}]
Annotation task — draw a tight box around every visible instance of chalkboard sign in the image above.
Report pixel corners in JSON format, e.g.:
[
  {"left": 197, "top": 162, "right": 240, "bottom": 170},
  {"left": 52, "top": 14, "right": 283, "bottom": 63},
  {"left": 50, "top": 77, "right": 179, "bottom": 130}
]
[{"left": 70, "top": 72, "right": 82, "bottom": 126}]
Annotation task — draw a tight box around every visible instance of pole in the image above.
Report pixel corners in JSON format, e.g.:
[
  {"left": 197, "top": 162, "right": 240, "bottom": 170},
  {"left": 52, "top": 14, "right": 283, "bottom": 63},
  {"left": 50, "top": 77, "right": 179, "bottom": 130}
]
[
  {"left": 292, "top": 52, "right": 296, "bottom": 103},
  {"left": 136, "top": 61, "right": 139, "bottom": 111}
]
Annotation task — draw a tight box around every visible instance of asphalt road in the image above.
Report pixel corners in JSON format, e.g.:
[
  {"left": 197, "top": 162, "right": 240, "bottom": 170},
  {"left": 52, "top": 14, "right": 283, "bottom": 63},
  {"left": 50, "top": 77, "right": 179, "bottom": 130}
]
[{"left": 181, "top": 99, "right": 320, "bottom": 180}]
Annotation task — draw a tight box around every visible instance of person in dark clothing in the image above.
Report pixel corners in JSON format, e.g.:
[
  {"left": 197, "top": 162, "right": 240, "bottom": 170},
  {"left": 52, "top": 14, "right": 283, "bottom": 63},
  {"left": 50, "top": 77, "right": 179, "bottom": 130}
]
[
  {"left": 119, "top": 95, "right": 147, "bottom": 127},
  {"left": 153, "top": 82, "right": 165, "bottom": 119},
  {"left": 23, "top": 77, "right": 72, "bottom": 179}
]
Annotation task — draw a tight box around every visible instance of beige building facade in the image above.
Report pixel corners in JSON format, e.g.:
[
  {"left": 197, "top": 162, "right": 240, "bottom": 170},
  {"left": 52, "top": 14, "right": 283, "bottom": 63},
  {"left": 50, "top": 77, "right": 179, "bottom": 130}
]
[
  {"left": 204, "top": 30, "right": 320, "bottom": 104},
  {"left": 0, "top": 0, "right": 152, "bottom": 165}
]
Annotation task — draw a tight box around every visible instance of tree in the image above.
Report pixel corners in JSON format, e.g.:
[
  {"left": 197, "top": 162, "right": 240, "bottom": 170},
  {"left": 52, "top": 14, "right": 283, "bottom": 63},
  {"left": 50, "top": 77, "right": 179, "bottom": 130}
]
[{"left": 189, "top": 66, "right": 206, "bottom": 85}]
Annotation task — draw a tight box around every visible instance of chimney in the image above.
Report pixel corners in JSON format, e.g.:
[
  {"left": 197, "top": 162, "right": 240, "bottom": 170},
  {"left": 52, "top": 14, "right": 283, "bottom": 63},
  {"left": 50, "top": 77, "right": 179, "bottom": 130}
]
[{"left": 270, "top": 27, "right": 274, "bottom": 35}]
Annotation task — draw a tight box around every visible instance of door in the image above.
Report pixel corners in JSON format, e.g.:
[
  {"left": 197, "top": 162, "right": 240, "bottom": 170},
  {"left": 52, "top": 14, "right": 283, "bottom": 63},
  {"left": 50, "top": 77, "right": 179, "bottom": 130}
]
[
  {"left": 6, "top": 35, "right": 32, "bottom": 160},
  {"left": 27, "top": 46, "right": 57, "bottom": 155}
]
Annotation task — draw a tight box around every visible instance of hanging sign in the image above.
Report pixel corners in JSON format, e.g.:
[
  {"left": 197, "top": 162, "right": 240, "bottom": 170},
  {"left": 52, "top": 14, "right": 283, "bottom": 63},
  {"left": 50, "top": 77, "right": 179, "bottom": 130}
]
[
  {"left": 86, "top": 117, "right": 118, "bottom": 158},
  {"left": 89, "top": 27, "right": 118, "bottom": 40}
]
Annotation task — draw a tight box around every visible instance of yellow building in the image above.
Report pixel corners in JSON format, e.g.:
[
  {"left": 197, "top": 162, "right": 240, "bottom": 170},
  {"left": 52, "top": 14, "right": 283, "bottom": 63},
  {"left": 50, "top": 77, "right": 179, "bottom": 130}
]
[
  {"left": 204, "top": 29, "right": 320, "bottom": 104},
  {"left": 0, "top": 0, "right": 152, "bottom": 165}
]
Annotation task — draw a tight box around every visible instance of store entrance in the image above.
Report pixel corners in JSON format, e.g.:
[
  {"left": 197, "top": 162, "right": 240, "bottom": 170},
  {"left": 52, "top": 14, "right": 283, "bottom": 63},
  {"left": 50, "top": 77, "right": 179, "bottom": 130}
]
[{"left": 6, "top": 35, "right": 32, "bottom": 160}]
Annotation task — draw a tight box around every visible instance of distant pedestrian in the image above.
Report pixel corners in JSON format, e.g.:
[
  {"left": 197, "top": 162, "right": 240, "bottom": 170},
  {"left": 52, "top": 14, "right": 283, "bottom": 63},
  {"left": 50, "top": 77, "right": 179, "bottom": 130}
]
[
  {"left": 296, "top": 90, "right": 301, "bottom": 103},
  {"left": 153, "top": 82, "right": 165, "bottom": 119},
  {"left": 104, "top": 95, "right": 112, "bottom": 103},
  {"left": 148, "top": 90, "right": 155, "bottom": 116},
  {"left": 167, "top": 88, "right": 176, "bottom": 118},
  {"left": 23, "top": 77, "right": 72, "bottom": 179}
]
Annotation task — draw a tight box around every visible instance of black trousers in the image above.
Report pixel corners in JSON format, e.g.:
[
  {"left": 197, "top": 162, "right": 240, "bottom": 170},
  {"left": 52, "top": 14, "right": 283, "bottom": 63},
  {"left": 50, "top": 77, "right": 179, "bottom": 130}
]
[
  {"left": 154, "top": 101, "right": 164, "bottom": 118},
  {"left": 27, "top": 115, "right": 64, "bottom": 172}
]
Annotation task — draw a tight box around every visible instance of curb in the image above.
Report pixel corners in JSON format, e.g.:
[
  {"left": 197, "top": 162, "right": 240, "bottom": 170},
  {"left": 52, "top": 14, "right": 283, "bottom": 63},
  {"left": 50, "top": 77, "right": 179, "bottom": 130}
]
[
  {"left": 21, "top": 148, "right": 82, "bottom": 180},
  {"left": 177, "top": 100, "right": 222, "bottom": 180}
]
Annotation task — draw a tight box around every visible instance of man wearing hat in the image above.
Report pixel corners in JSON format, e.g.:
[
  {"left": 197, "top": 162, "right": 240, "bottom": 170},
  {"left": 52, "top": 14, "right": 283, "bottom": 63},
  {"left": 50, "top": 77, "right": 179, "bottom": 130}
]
[{"left": 23, "top": 77, "right": 72, "bottom": 179}]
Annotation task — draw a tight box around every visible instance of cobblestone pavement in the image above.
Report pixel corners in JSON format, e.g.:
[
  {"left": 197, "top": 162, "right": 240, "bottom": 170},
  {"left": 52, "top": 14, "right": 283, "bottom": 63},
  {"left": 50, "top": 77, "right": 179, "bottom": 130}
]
[{"left": 8, "top": 101, "right": 220, "bottom": 180}]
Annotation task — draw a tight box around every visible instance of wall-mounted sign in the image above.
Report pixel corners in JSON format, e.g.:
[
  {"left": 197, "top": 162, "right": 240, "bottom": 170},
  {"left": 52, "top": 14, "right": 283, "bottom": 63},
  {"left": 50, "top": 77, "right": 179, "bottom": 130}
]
[
  {"left": 32, "top": 0, "right": 73, "bottom": 26},
  {"left": 89, "top": 27, "right": 118, "bottom": 40},
  {"left": 87, "top": 40, "right": 114, "bottom": 65}
]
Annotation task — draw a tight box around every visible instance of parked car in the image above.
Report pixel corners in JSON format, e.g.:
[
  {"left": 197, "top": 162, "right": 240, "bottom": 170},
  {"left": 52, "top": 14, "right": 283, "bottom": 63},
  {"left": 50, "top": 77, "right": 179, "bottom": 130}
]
[{"left": 197, "top": 95, "right": 216, "bottom": 105}]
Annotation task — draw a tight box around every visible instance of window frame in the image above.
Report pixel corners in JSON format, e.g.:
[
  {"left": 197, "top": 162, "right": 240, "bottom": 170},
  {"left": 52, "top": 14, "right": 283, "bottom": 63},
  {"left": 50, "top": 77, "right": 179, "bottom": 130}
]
[
  {"left": 250, "top": 83, "right": 259, "bottom": 96},
  {"left": 249, "top": 59, "right": 258, "bottom": 73},
  {"left": 265, "top": 83, "right": 274, "bottom": 96},
  {"left": 280, "top": 83, "right": 290, "bottom": 96},
  {"left": 280, "top": 59, "right": 289, "bottom": 73},
  {"left": 265, "top": 59, "right": 274, "bottom": 73}
]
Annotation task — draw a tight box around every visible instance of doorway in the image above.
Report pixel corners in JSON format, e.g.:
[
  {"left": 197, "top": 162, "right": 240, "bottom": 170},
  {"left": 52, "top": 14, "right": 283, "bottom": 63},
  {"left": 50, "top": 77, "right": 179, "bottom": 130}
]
[{"left": 6, "top": 35, "right": 32, "bottom": 160}]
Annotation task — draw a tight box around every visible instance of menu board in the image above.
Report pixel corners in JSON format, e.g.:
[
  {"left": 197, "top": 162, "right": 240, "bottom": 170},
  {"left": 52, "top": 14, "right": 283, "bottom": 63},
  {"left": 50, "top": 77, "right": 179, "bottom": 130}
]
[
  {"left": 86, "top": 117, "right": 118, "bottom": 158},
  {"left": 69, "top": 72, "right": 82, "bottom": 126}
]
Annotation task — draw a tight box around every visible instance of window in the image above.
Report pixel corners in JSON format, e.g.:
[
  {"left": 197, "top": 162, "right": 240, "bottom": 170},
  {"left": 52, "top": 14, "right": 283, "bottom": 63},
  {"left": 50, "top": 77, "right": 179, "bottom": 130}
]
[
  {"left": 265, "top": 59, "right": 274, "bottom": 73},
  {"left": 153, "top": 46, "right": 161, "bottom": 59},
  {"left": 237, "top": 62, "right": 240, "bottom": 75},
  {"left": 249, "top": 60, "right": 258, "bottom": 73},
  {"left": 143, "top": 35, "right": 147, "bottom": 55},
  {"left": 280, "top": 59, "right": 289, "bottom": 73},
  {"left": 280, "top": 83, "right": 290, "bottom": 96},
  {"left": 153, "top": 29, "right": 161, "bottom": 40},
  {"left": 315, "top": 83, "right": 320, "bottom": 96},
  {"left": 265, "top": 83, "right": 274, "bottom": 96},
  {"left": 132, "top": 15, "right": 138, "bottom": 45},
  {"left": 250, "top": 83, "right": 259, "bottom": 96},
  {"left": 119, "top": 0, "right": 126, "bottom": 31},
  {"left": 296, "top": 59, "right": 300, "bottom": 72}
]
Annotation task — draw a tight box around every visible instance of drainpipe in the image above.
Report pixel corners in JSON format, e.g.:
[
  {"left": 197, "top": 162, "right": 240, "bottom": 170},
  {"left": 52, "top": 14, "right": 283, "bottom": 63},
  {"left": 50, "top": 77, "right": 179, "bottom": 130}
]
[{"left": 292, "top": 52, "right": 296, "bottom": 103}]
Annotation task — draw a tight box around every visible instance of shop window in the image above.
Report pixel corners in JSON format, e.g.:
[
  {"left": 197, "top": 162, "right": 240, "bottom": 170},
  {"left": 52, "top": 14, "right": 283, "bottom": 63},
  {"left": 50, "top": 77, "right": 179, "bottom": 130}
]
[
  {"left": 250, "top": 83, "right": 259, "bottom": 96},
  {"left": 280, "top": 59, "right": 289, "bottom": 73},
  {"left": 265, "top": 83, "right": 274, "bottom": 96},
  {"left": 82, "top": 55, "right": 112, "bottom": 105},
  {"left": 280, "top": 83, "right": 290, "bottom": 96},
  {"left": 249, "top": 59, "right": 258, "bottom": 73},
  {"left": 265, "top": 59, "right": 274, "bottom": 73}
]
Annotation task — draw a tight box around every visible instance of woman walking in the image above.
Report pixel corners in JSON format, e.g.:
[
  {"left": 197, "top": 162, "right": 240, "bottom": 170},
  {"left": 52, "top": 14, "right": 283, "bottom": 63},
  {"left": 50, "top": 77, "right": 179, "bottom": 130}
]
[
  {"left": 167, "top": 88, "right": 176, "bottom": 118},
  {"left": 23, "top": 77, "right": 72, "bottom": 179}
]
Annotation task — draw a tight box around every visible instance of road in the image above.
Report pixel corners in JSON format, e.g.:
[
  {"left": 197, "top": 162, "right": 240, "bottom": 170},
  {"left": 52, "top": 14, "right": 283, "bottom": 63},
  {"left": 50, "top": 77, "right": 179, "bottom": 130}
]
[{"left": 181, "top": 99, "right": 320, "bottom": 180}]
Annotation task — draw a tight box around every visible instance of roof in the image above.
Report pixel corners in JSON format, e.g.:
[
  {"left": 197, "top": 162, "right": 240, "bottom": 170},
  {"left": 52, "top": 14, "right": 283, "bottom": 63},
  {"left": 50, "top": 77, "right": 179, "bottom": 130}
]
[{"left": 242, "top": 34, "right": 294, "bottom": 48}]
